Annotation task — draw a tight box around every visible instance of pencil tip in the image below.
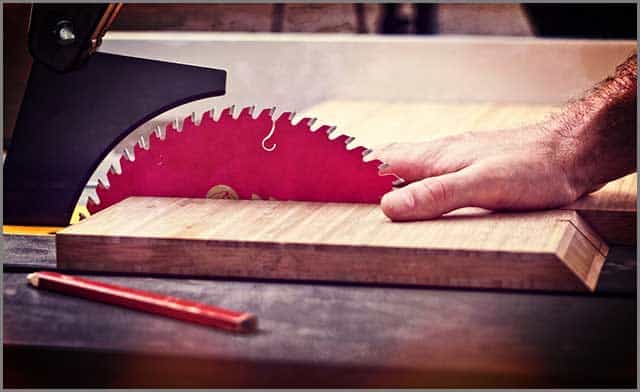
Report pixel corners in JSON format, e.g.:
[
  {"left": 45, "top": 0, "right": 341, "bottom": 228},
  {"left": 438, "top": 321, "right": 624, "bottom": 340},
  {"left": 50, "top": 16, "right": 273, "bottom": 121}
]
[
  {"left": 239, "top": 313, "right": 258, "bottom": 333},
  {"left": 26, "top": 272, "right": 40, "bottom": 287}
]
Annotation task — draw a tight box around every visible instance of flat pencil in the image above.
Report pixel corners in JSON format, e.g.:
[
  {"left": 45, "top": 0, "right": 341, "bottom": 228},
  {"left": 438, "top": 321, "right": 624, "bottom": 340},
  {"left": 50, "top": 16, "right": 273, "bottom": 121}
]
[{"left": 27, "top": 271, "right": 257, "bottom": 333}]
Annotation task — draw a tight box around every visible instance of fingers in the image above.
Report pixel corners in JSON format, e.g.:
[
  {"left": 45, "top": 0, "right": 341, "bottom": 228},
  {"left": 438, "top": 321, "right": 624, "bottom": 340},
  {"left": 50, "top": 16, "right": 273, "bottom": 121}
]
[
  {"left": 380, "top": 168, "right": 480, "bottom": 221},
  {"left": 370, "top": 142, "right": 435, "bottom": 182}
]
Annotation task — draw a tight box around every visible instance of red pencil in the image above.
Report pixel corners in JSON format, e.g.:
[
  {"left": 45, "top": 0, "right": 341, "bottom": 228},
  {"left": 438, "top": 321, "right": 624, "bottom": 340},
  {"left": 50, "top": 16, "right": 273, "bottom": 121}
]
[{"left": 27, "top": 271, "right": 257, "bottom": 333}]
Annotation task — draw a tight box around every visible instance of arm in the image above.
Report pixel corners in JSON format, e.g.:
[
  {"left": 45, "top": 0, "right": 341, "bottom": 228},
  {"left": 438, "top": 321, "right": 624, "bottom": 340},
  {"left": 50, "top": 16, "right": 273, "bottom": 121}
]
[{"left": 374, "top": 54, "right": 637, "bottom": 221}]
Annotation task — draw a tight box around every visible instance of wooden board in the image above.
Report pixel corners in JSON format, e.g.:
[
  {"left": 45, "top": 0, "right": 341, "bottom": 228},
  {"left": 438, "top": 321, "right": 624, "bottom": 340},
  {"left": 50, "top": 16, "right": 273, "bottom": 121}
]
[
  {"left": 564, "top": 174, "right": 637, "bottom": 245},
  {"left": 57, "top": 197, "right": 608, "bottom": 292},
  {"left": 300, "top": 100, "right": 637, "bottom": 245}
]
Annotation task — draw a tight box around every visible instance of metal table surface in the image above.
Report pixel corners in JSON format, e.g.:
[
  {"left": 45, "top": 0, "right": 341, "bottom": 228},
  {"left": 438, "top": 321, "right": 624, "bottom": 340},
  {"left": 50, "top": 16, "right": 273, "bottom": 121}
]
[{"left": 2, "top": 234, "right": 637, "bottom": 387}]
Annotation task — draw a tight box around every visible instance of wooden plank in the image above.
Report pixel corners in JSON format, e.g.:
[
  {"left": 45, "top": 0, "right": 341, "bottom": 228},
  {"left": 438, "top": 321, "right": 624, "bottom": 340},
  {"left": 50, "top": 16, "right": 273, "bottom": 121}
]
[
  {"left": 57, "top": 197, "right": 607, "bottom": 292},
  {"left": 563, "top": 173, "right": 637, "bottom": 245},
  {"left": 301, "top": 100, "right": 636, "bottom": 244}
]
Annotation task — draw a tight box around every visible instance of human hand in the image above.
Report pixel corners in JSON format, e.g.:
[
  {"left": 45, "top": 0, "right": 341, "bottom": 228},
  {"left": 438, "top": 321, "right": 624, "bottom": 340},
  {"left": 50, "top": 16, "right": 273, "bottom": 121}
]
[
  {"left": 374, "top": 54, "right": 636, "bottom": 221},
  {"left": 372, "top": 125, "right": 585, "bottom": 221}
]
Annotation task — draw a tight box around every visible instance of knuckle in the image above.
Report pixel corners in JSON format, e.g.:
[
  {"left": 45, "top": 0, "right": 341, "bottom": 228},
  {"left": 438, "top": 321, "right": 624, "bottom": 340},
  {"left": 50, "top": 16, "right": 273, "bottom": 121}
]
[
  {"left": 417, "top": 178, "right": 450, "bottom": 206},
  {"left": 400, "top": 187, "right": 417, "bottom": 210}
]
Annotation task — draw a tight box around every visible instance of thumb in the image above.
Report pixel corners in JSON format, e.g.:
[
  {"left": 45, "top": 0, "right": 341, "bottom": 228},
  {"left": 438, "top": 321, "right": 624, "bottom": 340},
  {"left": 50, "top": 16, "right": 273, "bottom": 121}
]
[{"left": 380, "top": 168, "right": 478, "bottom": 221}]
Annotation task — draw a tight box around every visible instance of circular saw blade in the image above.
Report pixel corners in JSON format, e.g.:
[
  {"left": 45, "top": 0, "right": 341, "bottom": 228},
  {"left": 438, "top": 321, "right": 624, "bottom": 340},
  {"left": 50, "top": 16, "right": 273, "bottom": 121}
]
[{"left": 87, "top": 106, "right": 399, "bottom": 214}]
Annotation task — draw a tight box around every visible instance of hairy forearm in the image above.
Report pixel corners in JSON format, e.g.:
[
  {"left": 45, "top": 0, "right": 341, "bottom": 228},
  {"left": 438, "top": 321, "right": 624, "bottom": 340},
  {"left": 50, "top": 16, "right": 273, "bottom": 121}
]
[{"left": 549, "top": 54, "right": 637, "bottom": 195}]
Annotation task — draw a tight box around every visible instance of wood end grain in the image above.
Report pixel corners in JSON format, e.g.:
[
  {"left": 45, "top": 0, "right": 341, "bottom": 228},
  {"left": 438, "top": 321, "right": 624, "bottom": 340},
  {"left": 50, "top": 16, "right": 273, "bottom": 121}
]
[{"left": 554, "top": 217, "right": 607, "bottom": 292}]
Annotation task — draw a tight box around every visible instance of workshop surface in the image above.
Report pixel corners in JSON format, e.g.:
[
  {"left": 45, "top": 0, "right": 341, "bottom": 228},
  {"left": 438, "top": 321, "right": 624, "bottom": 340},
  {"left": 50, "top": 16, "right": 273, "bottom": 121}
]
[{"left": 3, "top": 234, "right": 637, "bottom": 387}]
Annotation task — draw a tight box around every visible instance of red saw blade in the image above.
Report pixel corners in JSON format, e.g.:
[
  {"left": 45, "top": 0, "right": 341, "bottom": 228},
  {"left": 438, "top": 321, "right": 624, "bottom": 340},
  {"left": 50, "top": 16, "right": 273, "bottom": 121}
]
[{"left": 88, "top": 106, "right": 398, "bottom": 214}]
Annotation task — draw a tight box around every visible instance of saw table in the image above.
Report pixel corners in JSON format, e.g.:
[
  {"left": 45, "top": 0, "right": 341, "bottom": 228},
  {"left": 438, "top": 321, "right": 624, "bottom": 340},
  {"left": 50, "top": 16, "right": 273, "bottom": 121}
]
[
  {"left": 2, "top": 234, "right": 637, "bottom": 387},
  {"left": 3, "top": 33, "right": 637, "bottom": 387}
]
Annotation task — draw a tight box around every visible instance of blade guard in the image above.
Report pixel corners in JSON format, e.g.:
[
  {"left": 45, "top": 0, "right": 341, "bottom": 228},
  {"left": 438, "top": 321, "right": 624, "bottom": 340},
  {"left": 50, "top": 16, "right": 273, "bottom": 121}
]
[{"left": 88, "top": 106, "right": 397, "bottom": 213}]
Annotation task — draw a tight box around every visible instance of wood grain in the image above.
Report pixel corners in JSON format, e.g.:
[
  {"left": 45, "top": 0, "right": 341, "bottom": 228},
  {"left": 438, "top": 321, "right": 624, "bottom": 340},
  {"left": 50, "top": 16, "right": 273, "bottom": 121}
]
[
  {"left": 564, "top": 173, "right": 637, "bottom": 245},
  {"left": 301, "top": 100, "right": 636, "bottom": 245},
  {"left": 57, "top": 197, "right": 607, "bottom": 292}
]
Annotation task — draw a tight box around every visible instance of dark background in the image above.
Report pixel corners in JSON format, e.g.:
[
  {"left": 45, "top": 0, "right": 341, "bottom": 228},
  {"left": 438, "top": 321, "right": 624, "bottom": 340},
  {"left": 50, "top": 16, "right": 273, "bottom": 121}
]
[{"left": 3, "top": 3, "right": 637, "bottom": 147}]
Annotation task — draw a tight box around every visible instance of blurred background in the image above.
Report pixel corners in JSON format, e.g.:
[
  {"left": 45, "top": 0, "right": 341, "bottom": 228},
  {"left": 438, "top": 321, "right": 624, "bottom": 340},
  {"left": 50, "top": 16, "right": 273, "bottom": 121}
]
[{"left": 3, "top": 3, "right": 637, "bottom": 145}]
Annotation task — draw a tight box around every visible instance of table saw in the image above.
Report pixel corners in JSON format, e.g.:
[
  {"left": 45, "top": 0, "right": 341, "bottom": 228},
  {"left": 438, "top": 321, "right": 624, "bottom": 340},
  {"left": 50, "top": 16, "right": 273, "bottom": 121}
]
[{"left": 3, "top": 28, "right": 637, "bottom": 387}]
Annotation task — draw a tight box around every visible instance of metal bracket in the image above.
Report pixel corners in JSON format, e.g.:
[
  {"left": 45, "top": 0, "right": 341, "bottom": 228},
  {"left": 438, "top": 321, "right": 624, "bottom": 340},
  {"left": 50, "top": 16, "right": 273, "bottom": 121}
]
[{"left": 3, "top": 52, "right": 226, "bottom": 226}]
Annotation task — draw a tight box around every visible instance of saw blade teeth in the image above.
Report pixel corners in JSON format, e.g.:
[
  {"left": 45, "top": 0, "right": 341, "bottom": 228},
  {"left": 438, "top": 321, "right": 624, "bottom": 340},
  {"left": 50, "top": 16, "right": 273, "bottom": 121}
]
[
  {"left": 294, "top": 117, "right": 314, "bottom": 128},
  {"left": 86, "top": 106, "right": 399, "bottom": 213},
  {"left": 123, "top": 147, "right": 135, "bottom": 162},
  {"left": 312, "top": 125, "right": 330, "bottom": 133},
  {"left": 361, "top": 148, "right": 373, "bottom": 157},
  {"left": 114, "top": 155, "right": 125, "bottom": 171},
  {"left": 378, "top": 162, "right": 390, "bottom": 170},
  {"left": 182, "top": 113, "right": 195, "bottom": 128},
  {"left": 190, "top": 111, "right": 201, "bottom": 126},
  {"left": 275, "top": 110, "right": 294, "bottom": 122},
  {"left": 219, "top": 105, "right": 234, "bottom": 120},
  {"left": 109, "top": 162, "right": 122, "bottom": 175},
  {"left": 87, "top": 189, "right": 100, "bottom": 206},
  {"left": 172, "top": 118, "right": 183, "bottom": 132},
  {"left": 257, "top": 107, "right": 274, "bottom": 119},
  {"left": 138, "top": 135, "right": 149, "bottom": 150},
  {"left": 241, "top": 105, "right": 255, "bottom": 118},
  {"left": 208, "top": 108, "right": 217, "bottom": 122},
  {"left": 97, "top": 176, "right": 110, "bottom": 190},
  {"left": 229, "top": 105, "right": 236, "bottom": 119},
  {"left": 154, "top": 125, "right": 166, "bottom": 140},
  {"left": 250, "top": 105, "right": 260, "bottom": 119},
  {"left": 271, "top": 107, "right": 287, "bottom": 122},
  {"left": 392, "top": 177, "right": 406, "bottom": 187}
]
